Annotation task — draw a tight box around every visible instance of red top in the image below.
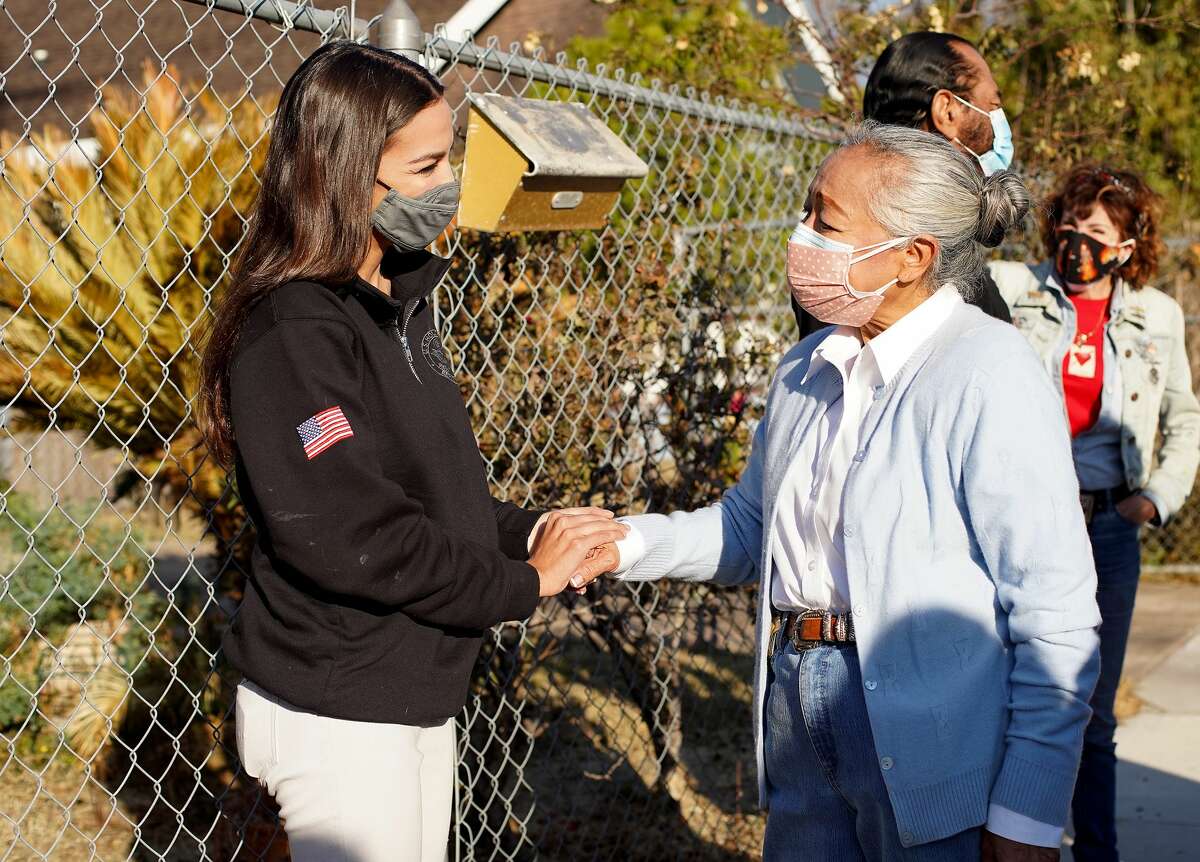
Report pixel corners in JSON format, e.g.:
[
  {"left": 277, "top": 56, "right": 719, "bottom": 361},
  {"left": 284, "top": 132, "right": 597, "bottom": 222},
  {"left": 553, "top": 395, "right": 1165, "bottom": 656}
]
[{"left": 1062, "top": 294, "right": 1111, "bottom": 437}]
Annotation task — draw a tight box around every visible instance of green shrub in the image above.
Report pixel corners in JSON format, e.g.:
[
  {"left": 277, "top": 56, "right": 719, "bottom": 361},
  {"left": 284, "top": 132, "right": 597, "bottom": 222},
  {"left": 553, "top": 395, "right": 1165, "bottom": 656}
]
[{"left": 0, "top": 487, "right": 171, "bottom": 753}]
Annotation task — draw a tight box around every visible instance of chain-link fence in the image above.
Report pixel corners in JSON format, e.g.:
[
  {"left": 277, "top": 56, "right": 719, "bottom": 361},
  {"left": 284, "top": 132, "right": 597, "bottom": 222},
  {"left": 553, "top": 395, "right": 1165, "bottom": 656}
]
[
  {"left": 0, "top": 2, "right": 1197, "bottom": 861},
  {"left": 0, "top": 1, "right": 836, "bottom": 859}
]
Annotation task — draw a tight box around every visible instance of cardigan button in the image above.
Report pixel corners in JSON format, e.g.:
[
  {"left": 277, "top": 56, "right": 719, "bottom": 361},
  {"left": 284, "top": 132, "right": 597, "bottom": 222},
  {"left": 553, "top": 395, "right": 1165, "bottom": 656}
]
[
  {"left": 902, "top": 832, "right": 915, "bottom": 845},
  {"left": 865, "top": 679, "right": 878, "bottom": 691},
  {"left": 1125, "top": 349, "right": 1133, "bottom": 358},
  {"left": 880, "top": 756, "right": 894, "bottom": 770},
  {"left": 1131, "top": 392, "right": 1139, "bottom": 402}
]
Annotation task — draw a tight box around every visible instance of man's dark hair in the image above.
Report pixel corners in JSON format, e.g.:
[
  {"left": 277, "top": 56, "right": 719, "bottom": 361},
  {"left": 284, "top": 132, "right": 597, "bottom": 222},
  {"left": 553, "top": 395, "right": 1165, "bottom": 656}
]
[{"left": 863, "top": 32, "right": 980, "bottom": 130}]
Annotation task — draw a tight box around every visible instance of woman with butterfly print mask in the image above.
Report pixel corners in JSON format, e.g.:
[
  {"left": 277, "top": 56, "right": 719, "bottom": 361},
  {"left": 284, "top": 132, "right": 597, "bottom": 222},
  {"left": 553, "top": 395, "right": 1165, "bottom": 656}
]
[{"left": 990, "top": 165, "right": 1200, "bottom": 862}]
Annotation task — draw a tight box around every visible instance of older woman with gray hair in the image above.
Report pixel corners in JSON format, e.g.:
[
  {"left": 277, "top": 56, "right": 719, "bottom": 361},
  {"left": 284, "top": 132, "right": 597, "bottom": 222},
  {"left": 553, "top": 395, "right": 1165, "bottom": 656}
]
[{"left": 608, "top": 123, "right": 1100, "bottom": 862}]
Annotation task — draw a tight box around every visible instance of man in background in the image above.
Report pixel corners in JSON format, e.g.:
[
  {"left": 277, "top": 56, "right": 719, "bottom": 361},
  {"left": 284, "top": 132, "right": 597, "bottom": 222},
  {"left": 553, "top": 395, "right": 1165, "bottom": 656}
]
[{"left": 794, "top": 31, "right": 1015, "bottom": 337}]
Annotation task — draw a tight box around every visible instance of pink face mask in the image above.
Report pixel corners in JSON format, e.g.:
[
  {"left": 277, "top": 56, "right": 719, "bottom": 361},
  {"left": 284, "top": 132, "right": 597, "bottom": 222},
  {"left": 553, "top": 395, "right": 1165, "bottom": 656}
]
[{"left": 787, "top": 219, "right": 911, "bottom": 327}]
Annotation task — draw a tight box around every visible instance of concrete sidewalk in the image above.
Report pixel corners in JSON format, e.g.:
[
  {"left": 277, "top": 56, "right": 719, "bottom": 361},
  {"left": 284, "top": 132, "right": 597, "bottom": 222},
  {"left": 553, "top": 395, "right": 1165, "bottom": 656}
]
[{"left": 1064, "top": 579, "right": 1200, "bottom": 861}]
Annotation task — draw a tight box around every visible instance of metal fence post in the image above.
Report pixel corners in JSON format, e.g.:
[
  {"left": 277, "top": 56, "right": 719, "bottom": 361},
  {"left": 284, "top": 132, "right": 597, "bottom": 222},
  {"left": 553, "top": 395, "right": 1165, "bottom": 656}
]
[{"left": 378, "top": 0, "right": 425, "bottom": 60}]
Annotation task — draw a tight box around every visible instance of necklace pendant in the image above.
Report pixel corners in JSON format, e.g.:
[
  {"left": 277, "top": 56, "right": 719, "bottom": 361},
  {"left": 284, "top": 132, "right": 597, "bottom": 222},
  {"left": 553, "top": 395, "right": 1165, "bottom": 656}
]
[{"left": 1067, "top": 343, "right": 1098, "bottom": 378}]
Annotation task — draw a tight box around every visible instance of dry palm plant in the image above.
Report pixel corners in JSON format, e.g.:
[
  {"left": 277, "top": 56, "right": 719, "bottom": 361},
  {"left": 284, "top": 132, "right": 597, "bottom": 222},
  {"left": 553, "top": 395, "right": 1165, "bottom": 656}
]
[{"left": 0, "top": 62, "right": 270, "bottom": 550}]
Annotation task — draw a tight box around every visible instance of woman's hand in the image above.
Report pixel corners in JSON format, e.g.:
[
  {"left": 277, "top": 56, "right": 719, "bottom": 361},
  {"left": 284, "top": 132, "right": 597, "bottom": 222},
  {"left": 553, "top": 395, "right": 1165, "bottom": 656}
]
[
  {"left": 528, "top": 510, "right": 629, "bottom": 597},
  {"left": 981, "top": 830, "right": 1058, "bottom": 861},
  {"left": 527, "top": 507, "right": 618, "bottom": 552},
  {"left": 1116, "top": 494, "right": 1157, "bottom": 526},
  {"left": 567, "top": 543, "right": 621, "bottom": 594}
]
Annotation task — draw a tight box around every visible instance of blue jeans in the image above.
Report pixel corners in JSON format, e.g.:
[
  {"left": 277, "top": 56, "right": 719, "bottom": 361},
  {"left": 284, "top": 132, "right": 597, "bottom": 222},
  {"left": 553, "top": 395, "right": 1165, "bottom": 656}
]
[
  {"left": 1070, "top": 506, "right": 1142, "bottom": 862},
  {"left": 762, "top": 641, "right": 981, "bottom": 862}
]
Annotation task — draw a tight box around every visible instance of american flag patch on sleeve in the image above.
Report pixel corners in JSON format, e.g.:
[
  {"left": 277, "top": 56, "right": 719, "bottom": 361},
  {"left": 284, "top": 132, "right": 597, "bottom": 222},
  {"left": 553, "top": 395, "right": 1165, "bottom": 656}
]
[{"left": 296, "top": 406, "right": 354, "bottom": 460}]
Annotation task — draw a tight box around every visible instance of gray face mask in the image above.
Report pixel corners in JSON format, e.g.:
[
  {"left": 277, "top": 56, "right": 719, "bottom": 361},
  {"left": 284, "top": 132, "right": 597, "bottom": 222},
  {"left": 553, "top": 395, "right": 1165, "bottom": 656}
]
[{"left": 371, "top": 179, "right": 460, "bottom": 253}]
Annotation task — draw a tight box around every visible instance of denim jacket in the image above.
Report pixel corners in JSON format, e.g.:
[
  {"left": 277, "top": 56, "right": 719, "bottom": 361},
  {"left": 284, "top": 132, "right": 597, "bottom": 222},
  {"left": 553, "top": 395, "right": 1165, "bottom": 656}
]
[{"left": 989, "top": 260, "right": 1200, "bottom": 522}]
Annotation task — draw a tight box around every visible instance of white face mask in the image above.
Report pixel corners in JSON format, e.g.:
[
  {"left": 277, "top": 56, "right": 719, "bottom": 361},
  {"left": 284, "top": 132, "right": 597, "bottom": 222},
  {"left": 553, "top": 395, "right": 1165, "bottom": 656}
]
[
  {"left": 786, "top": 218, "right": 911, "bottom": 327},
  {"left": 951, "top": 93, "right": 1014, "bottom": 176}
]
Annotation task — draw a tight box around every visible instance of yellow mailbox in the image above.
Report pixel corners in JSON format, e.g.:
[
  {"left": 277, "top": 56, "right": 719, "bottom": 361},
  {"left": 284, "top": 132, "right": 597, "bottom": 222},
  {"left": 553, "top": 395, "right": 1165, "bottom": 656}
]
[{"left": 458, "top": 93, "right": 649, "bottom": 232}]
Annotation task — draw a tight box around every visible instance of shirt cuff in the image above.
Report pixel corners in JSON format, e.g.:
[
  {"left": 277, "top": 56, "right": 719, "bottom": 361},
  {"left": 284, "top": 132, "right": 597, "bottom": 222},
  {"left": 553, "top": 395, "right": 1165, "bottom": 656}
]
[
  {"left": 986, "top": 803, "right": 1062, "bottom": 848},
  {"left": 611, "top": 520, "right": 646, "bottom": 574},
  {"left": 526, "top": 512, "right": 552, "bottom": 554}
]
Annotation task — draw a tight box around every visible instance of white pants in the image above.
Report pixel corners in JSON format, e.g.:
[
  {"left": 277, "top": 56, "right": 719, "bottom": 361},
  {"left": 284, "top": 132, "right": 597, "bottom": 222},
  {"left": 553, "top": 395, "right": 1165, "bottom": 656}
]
[{"left": 235, "top": 680, "right": 454, "bottom": 862}]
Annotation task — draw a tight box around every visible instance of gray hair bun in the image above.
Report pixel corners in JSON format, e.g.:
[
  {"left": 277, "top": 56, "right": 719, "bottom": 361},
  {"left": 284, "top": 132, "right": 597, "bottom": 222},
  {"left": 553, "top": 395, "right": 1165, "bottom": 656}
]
[{"left": 976, "top": 170, "right": 1031, "bottom": 248}]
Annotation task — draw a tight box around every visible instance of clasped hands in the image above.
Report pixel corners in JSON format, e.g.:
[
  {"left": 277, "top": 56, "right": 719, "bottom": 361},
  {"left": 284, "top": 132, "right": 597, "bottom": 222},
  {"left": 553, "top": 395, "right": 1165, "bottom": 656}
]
[{"left": 528, "top": 508, "right": 625, "bottom": 597}]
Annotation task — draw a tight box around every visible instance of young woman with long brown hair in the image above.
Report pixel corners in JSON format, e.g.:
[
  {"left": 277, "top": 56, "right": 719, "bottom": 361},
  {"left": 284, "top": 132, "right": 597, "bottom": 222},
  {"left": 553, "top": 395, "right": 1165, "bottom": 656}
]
[{"left": 197, "top": 42, "right": 626, "bottom": 861}]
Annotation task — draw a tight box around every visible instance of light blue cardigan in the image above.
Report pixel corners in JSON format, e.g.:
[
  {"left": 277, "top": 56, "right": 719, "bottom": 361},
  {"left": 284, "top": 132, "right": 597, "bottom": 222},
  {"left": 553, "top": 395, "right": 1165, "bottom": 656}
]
[{"left": 616, "top": 300, "right": 1101, "bottom": 847}]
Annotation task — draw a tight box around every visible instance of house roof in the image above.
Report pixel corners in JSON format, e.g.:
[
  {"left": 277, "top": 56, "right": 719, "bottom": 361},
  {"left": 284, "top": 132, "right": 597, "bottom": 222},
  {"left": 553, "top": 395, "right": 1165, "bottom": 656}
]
[{"left": 0, "top": 0, "right": 610, "bottom": 132}]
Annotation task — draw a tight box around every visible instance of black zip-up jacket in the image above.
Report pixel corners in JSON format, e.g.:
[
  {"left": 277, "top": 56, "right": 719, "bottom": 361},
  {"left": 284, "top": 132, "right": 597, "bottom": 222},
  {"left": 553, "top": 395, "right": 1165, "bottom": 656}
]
[{"left": 222, "top": 250, "right": 542, "bottom": 726}]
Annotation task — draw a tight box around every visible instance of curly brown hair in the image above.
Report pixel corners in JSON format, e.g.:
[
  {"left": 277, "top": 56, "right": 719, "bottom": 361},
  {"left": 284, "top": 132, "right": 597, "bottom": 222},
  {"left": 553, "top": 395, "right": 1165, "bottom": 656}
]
[{"left": 1041, "top": 163, "right": 1164, "bottom": 289}]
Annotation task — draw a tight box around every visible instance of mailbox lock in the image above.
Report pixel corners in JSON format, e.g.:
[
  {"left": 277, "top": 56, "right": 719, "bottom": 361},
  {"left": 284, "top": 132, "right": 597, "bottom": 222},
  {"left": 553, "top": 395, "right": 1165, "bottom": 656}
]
[{"left": 550, "top": 191, "right": 584, "bottom": 210}]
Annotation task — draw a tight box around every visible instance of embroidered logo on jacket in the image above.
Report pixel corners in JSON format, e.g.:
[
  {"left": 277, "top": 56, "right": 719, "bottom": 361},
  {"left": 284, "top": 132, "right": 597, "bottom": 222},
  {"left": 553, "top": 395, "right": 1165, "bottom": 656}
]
[
  {"left": 296, "top": 406, "right": 354, "bottom": 460},
  {"left": 421, "top": 331, "right": 456, "bottom": 382}
]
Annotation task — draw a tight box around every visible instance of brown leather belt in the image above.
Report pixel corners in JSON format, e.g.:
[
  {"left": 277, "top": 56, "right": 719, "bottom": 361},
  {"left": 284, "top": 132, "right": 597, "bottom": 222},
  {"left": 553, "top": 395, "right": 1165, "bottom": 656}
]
[{"left": 773, "top": 609, "right": 855, "bottom": 652}]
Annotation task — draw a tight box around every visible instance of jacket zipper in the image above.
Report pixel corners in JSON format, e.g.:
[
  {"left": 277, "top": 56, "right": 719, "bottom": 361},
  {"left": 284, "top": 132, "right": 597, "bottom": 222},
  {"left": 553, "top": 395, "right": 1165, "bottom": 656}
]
[{"left": 394, "top": 299, "right": 423, "bottom": 384}]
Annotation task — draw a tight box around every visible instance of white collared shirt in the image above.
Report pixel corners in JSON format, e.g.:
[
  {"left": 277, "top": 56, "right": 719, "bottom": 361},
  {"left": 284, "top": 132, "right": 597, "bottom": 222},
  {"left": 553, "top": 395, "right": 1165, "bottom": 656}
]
[{"left": 770, "top": 285, "right": 962, "bottom": 613}]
